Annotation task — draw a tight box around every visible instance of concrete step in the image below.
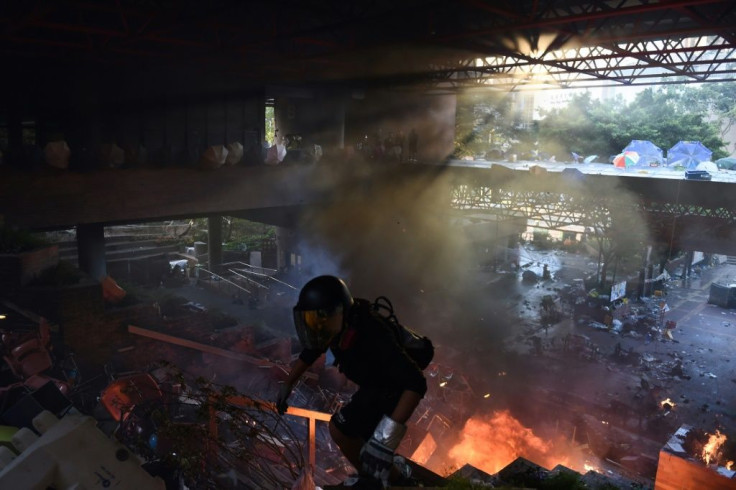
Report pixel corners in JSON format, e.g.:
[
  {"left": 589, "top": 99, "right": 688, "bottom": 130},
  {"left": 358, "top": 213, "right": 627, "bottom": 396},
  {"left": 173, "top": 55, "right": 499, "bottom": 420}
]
[
  {"left": 59, "top": 242, "right": 181, "bottom": 265},
  {"left": 106, "top": 243, "right": 181, "bottom": 260}
]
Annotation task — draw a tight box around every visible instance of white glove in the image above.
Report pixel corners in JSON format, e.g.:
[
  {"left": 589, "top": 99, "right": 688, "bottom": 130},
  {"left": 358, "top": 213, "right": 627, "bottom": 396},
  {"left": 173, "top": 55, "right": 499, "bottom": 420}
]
[{"left": 360, "top": 415, "right": 406, "bottom": 487}]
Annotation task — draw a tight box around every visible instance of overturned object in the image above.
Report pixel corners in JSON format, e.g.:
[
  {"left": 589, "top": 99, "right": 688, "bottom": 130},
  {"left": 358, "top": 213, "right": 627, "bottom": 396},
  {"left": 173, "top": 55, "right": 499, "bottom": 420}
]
[
  {"left": 0, "top": 410, "right": 165, "bottom": 489},
  {"left": 708, "top": 283, "right": 736, "bottom": 308},
  {"left": 101, "top": 275, "right": 126, "bottom": 304}
]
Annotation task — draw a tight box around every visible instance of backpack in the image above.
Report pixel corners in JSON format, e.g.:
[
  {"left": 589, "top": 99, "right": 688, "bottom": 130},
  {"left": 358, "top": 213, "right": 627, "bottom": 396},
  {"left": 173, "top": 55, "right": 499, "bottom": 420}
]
[{"left": 367, "top": 296, "right": 435, "bottom": 370}]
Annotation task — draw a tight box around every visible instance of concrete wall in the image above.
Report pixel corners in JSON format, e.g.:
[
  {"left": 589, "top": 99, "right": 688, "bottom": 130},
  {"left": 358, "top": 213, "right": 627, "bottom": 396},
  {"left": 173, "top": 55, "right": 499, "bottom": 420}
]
[{"left": 655, "top": 450, "right": 736, "bottom": 490}]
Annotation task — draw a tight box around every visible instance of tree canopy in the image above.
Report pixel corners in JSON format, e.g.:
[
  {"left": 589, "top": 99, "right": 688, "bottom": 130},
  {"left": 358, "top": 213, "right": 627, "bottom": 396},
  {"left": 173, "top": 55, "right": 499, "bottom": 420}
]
[
  {"left": 537, "top": 85, "right": 729, "bottom": 162},
  {"left": 454, "top": 83, "right": 733, "bottom": 162}
]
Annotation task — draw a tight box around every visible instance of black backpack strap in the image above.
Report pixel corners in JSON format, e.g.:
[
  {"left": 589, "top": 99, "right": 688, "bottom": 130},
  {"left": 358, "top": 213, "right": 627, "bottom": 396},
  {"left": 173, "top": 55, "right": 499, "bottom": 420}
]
[{"left": 372, "top": 296, "right": 400, "bottom": 324}]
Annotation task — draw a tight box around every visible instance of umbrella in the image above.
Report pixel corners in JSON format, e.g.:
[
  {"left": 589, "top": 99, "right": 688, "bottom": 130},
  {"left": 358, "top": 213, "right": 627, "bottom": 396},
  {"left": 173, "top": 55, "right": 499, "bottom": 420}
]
[
  {"left": 715, "top": 157, "right": 736, "bottom": 170},
  {"left": 667, "top": 140, "right": 712, "bottom": 168},
  {"left": 45, "top": 140, "right": 70, "bottom": 169},
  {"left": 225, "top": 141, "right": 243, "bottom": 166},
  {"left": 622, "top": 140, "right": 664, "bottom": 166},
  {"left": 695, "top": 161, "right": 718, "bottom": 173},
  {"left": 613, "top": 151, "right": 640, "bottom": 168},
  {"left": 199, "top": 145, "right": 229, "bottom": 169}
]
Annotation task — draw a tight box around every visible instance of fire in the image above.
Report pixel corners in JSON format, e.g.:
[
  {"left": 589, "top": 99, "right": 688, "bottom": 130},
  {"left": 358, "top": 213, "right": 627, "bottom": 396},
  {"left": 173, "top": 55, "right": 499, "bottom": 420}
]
[
  {"left": 660, "top": 398, "right": 676, "bottom": 409},
  {"left": 444, "top": 409, "right": 587, "bottom": 475},
  {"left": 702, "top": 430, "right": 727, "bottom": 466}
]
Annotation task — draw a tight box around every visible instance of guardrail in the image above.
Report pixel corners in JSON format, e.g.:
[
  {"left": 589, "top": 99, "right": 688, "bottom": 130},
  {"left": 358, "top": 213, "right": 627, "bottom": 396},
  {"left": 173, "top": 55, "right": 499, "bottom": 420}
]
[{"left": 209, "top": 396, "right": 331, "bottom": 476}]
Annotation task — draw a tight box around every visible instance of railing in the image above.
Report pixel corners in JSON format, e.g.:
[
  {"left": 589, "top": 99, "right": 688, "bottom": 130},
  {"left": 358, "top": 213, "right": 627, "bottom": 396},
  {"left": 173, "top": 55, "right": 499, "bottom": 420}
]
[{"left": 209, "top": 396, "right": 331, "bottom": 475}]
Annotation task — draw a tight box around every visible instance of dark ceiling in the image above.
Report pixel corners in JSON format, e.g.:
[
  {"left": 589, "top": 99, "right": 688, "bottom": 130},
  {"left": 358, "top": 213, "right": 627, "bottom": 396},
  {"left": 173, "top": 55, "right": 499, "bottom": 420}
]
[{"left": 2, "top": 0, "right": 736, "bottom": 92}]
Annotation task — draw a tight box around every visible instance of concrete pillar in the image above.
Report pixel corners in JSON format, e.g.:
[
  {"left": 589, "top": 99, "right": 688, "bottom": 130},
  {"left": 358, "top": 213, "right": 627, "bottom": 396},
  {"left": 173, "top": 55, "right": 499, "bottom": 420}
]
[
  {"left": 6, "top": 100, "right": 24, "bottom": 170},
  {"left": 275, "top": 226, "right": 297, "bottom": 270},
  {"left": 336, "top": 98, "right": 346, "bottom": 149},
  {"left": 208, "top": 215, "right": 223, "bottom": 273},
  {"left": 683, "top": 251, "right": 694, "bottom": 279},
  {"left": 77, "top": 223, "right": 106, "bottom": 280}
]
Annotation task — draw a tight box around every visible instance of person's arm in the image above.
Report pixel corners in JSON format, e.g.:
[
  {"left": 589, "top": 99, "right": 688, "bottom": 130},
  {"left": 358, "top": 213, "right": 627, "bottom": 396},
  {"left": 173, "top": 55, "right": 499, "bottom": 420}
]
[
  {"left": 276, "top": 356, "right": 312, "bottom": 414},
  {"left": 284, "top": 357, "right": 310, "bottom": 387},
  {"left": 389, "top": 389, "right": 422, "bottom": 424}
]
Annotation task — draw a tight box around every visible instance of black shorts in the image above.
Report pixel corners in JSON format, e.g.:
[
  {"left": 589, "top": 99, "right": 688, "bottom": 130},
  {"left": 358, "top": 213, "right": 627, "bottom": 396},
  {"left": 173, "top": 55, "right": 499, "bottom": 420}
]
[{"left": 331, "top": 387, "right": 403, "bottom": 441}]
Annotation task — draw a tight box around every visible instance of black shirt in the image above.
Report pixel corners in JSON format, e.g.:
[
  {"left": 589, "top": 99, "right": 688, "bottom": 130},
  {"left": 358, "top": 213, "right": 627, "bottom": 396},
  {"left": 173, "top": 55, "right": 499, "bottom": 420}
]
[{"left": 299, "top": 300, "right": 427, "bottom": 396}]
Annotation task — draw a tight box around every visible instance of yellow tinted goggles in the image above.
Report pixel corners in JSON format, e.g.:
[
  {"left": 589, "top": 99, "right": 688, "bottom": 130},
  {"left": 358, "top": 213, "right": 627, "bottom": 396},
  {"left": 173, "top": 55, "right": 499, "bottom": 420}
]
[{"left": 301, "top": 310, "right": 330, "bottom": 330}]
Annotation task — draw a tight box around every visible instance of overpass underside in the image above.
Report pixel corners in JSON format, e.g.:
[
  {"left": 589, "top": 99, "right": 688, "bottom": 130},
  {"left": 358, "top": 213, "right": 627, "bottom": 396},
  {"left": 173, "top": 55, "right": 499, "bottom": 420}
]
[
  {"left": 447, "top": 164, "right": 736, "bottom": 256},
  {"left": 1, "top": 162, "right": 735, "bottom": 256}
]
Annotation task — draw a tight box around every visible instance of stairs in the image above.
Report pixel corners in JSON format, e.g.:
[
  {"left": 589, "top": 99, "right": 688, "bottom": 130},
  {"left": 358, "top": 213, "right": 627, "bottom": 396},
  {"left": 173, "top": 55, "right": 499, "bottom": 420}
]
[
  {"left": 727, "top": 256, "right": 736, "bottom": 265},
  {"left": 53, "top": 235, "right": 182, "bottom": 267}
]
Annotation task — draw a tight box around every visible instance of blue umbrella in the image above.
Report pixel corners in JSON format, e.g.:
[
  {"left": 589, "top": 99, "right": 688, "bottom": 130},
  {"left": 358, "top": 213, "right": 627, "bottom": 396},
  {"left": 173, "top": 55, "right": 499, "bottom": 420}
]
[
  {"left": 623, "top": 140, "right": 664, "bottom": 166},
  {"left": 667, "top": 141, "right": 712, "bottom": 168}
]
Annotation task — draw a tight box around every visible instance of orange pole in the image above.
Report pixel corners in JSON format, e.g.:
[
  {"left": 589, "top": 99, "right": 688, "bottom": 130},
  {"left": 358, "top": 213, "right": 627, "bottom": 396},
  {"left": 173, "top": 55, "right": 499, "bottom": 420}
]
[{"left": 210, "top": 396, "right": 331, "bottom": 477}]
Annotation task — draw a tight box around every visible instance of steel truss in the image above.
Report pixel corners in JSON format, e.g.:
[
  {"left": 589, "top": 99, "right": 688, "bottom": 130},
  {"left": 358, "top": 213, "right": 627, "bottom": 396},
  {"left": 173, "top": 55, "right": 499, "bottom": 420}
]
[
  {"left": 434, "top": 36, "right": 736, "bottom": 91},
  {"left": 450, "top": 183, "right": 736, "bottom": 245},
  {"left": 2, "top": 1, "right": 735, "bottom": 89}
]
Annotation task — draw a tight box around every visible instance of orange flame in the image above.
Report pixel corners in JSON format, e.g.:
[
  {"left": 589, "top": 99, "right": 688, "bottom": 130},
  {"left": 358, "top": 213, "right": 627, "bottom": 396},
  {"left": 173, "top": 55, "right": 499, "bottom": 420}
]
[
  {"left": 660, "top": 398, "right": 676, "bottom": 409},
  {"left": 702, "top": 430, "right": 727, "bottom": 466},
  {"left": 443, "top": 409, "right": 588, "bottom": 475}
]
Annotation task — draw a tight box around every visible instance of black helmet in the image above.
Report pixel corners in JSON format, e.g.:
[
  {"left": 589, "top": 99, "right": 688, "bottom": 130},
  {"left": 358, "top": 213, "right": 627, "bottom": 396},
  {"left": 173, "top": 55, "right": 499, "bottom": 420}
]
[
  {"left": 295, "top": 275, "right": 353, "bottom": 312},
  {"left": 293, "top": 276, "right": 353, "bottom": 350}
]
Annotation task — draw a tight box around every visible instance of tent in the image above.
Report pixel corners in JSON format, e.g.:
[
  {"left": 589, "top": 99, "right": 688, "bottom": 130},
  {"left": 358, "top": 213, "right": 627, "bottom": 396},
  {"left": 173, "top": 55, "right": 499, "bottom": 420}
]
[
  {"left": 715, "top": 157, "right": 736, "bottom": 170},
  {"left": 695, "top": 161, "right": 718, "bottom": 173},
  {"left": 622, "top": 140, "right": 664, "bottom": 166},
  {"left": 667, "top": 141, "right": 712, "bottom": 168}
]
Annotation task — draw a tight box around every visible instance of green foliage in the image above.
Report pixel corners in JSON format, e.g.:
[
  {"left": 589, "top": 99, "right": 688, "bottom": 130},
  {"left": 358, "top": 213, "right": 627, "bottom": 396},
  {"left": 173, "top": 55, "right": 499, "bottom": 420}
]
[
  {"left": 530, "top": 85, "right": 731, "bottom": 161},
  {"left": 454, "top": 90, "right": 516, "bottom": 158},
  {"left": 539, "top": 471, "right": 586, "bottom": 489},
  {"left": 532, "top": 230, "right": 555, "bottom": 250},
  {"left": 0, "top": 226, "right": 49, "bottom": 253},
  {"left": 443, "top": 474, "right": 493, "bottom": 489},
  {"left": 265, "top": 105, "right": 276, "bottom": 145},
  {"left": 191, "top": 217, "right": 276, "bottom": 252},
  {"left": 29, "top": 260, "right": 82, "bottom": 287}
]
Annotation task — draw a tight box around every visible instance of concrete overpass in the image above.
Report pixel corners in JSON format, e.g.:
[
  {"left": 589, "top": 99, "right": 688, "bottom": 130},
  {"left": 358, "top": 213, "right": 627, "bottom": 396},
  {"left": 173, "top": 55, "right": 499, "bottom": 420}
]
[{"left": 2, "top": 159, "right": 736, "bottom": 276}]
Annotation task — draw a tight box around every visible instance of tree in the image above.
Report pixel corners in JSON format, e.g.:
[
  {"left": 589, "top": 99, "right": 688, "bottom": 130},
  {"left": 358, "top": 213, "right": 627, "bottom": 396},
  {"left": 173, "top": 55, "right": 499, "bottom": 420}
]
[
  {"left": 581, "top": 193, "right": 648, "bottom": 290},
  {"left": 535, "top": 85, "right": 729, "bottom": 162},
  {"left": 454, "top": 90, "right": 516, "bottom": 159}
]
